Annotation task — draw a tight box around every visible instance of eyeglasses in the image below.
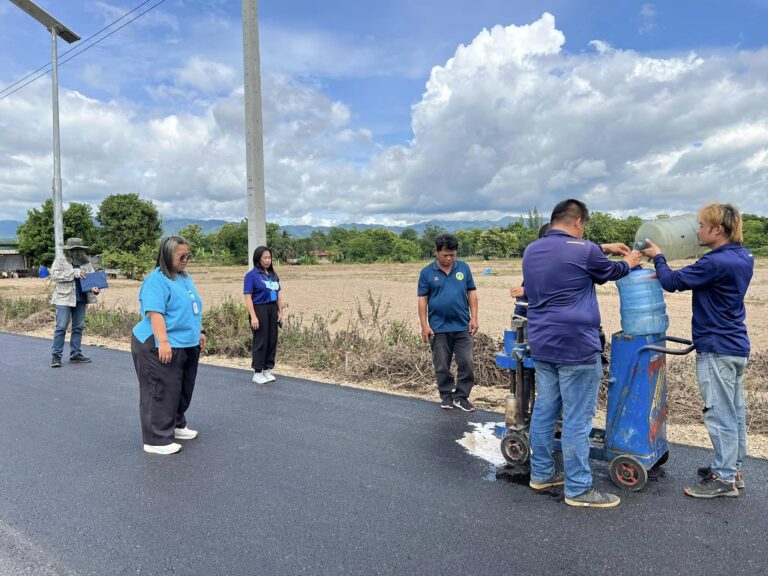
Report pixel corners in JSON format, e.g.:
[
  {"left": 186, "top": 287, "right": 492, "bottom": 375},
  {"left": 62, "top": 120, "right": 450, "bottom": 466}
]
[{"left": 178, "top": 253, "right": 194, "bottom": 262}]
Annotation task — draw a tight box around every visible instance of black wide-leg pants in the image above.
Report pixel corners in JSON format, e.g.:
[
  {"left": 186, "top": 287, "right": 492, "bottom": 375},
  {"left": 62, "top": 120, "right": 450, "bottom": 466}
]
[
  {"left": 251, "top": 302, "right": 279, "bottom": 371},
  {"left": 131, "top": 334, "right": 200, "bottom": 445}
]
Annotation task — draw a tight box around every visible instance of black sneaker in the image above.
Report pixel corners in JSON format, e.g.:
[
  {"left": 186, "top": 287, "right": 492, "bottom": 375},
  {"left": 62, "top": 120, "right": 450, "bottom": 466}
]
[
  {"left": 684, "top": 474, "right": 739, "bottom": 498},
  {"left": 69, "top": 354, "right": 92, "bottom": 364},
  {"left": 529, "top": 471, "right": 564, "bottom": 490},
  {"left": 440, "top": 396, "right": 454, "bottom": 410},
  {"left": 453, "top": 397, "right": 476, "bottom": 412},
  {"left": 565, "top": 488, "right": 621, "bottom": 508},
  {"left": 697, "top": 466, "right": 745, "bottom": 490},
  {"left": 51, "top": 355, "right": 62, "bottom": 368}
]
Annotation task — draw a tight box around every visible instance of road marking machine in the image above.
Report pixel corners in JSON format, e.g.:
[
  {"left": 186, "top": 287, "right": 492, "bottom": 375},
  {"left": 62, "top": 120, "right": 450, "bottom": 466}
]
[{"left": 495, "top": 268, "right": 695, "bottom": 491}]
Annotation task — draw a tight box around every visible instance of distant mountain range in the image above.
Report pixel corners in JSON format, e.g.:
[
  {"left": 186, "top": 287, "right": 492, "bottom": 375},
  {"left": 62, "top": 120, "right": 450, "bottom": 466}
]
[
  {"left": 162, "top": 216, "right": 523, "bottom": 238},
  {"left": 0, "top": 220, "right": 21, "bottom": 240},
  {"left": 1, "top": 215, "right": 525, "bottom": 241}
]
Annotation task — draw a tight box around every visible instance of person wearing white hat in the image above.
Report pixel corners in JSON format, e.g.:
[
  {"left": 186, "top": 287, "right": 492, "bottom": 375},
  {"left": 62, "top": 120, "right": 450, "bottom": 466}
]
[{"left": 50, "top": 237, "right": 100, "bottom": 367}]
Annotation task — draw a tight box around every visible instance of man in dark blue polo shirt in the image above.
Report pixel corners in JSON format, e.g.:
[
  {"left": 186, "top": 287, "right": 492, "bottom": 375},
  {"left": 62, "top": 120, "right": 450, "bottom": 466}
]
[
  {"left": 418, "top": 234, "right": 478, "bottom": 412},
  {"left": 523, "top": 199, "right": 641, "bottom": 508},
  {"left": 641, "top": 202, "right": 754, "bottom": 499}
]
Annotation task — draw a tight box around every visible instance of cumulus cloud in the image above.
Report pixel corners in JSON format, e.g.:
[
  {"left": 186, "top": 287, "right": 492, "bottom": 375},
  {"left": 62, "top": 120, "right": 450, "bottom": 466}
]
[
  {"left": 366, "top": 13, "right": 768, "bottom": 220},
  {"left": 2, "top": 13, "right": 768, "bottom": 225}
]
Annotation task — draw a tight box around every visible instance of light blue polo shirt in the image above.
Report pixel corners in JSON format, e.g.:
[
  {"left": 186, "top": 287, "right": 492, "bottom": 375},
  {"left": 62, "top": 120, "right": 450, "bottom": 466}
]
[
  {"left": 132, "top": 268, "right": 203, "bottom": 348},
  {"left": 417, "top": 259, "right": 476, "bottom": 333}
]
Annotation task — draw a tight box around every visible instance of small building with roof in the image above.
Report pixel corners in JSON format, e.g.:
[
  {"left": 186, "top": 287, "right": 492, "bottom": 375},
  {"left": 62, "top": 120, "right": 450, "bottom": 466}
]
[{"left": 0, "top": 240, "right": 28, "bottom": 276}]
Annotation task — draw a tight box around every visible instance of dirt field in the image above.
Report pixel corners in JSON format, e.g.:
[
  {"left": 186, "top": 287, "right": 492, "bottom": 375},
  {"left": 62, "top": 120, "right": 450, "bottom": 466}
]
[
  {"left": 3, "top": 258, "right": 767, "bottom": 458},
  {"left": 5, "top": 257, "right": 768, "bottom": 351}
]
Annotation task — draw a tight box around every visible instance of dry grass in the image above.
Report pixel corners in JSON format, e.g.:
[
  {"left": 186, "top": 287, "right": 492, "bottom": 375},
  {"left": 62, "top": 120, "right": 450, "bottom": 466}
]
[
  {"left": 2, "top": 260, "right": 768, "bottom": 455},
  {"left": 666, "top": 351, "right": 768, "bottom": 433}
]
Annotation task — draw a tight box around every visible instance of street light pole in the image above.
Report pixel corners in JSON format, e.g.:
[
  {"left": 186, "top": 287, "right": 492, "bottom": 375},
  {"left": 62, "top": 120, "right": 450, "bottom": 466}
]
[{"left": 9, "top": 0, "right": 80, "bottom": 259}]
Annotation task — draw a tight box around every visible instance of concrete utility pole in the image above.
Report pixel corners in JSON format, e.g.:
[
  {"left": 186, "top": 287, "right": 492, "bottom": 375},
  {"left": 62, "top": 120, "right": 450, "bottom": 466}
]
[
  {"left": 242, "top": 0, "right": 267, "bottom": 268},
  {"left": 10, "top": 0, "right": 80, "bottom": 259}
]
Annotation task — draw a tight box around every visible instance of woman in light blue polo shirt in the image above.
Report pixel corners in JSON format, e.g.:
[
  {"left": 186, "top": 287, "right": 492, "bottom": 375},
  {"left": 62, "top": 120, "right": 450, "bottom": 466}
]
[
  {"left": 130, "top": 236, "right": 206, "bottom": 455},
  {"left": 243, "top": 246, "right": 282, "bottom": 384}
]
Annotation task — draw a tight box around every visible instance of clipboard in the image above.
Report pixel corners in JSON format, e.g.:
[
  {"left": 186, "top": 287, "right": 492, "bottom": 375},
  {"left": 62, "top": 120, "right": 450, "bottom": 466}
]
[{"left": 79, "top": 270, "right": 109, "bottom": 291}]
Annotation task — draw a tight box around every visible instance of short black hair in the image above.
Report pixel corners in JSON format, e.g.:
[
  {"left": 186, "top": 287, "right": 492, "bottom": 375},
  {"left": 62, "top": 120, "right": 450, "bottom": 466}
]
[
  {"left": 538, "top": 223, "right": 551, "bottom": 238},
  {"left": 434, "top": 234, "right": 459, "bottom": 252},
  {"left": 550, "top": 199, "right": 589, "bottom": 225}
]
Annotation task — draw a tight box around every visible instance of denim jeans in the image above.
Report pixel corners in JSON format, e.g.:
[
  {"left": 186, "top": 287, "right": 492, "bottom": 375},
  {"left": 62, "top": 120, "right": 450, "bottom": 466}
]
[
  {"left": 696, "top": 353, "right": 748, "bottom": 483},
  {"left": 529, "top": 354, "right": 601, "bottom": 498},
  {"left": 430, "top": 331, "right": 474, "bottom": 400},
  {"left": 52, "top": 302, "right": 87, "bottom": 357}
]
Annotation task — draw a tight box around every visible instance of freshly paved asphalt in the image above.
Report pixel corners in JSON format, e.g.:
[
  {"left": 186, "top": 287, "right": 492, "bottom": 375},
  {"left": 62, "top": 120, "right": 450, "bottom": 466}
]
[{"left": 1, "top": 332, "right": 766, "bottom": 576}]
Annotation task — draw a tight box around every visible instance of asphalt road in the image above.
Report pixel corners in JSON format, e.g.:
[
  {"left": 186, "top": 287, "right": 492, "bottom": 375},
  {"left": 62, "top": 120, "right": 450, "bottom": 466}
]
[{"left": 1, "top": 332, "right": 766, "bottom": 576}]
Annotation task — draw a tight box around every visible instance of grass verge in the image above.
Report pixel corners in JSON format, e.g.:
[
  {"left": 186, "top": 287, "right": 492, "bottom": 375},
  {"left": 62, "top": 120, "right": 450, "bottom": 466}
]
[{"left": 2, "top": 293, "right": 767, "bottom": 434}]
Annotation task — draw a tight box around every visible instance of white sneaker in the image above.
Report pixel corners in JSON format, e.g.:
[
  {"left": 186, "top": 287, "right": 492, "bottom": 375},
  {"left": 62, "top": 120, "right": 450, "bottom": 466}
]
[
  {"left": 174, "top": 427, "right": 198, "bottom": 440},
  {"left": 143, "top": 443, "right": 182, "bottom": 455},
  {"left": 264, "top": 369, "right": 276, "bottom": 382},
  {"left": 252, "top": 371, "right": 269, "bottom": 384}
]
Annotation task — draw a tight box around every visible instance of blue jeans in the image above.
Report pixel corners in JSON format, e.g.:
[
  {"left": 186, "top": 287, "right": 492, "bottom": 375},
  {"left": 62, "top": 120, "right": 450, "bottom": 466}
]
[
  {"left": 696, "top": 353, "right": 748, "bottom": 483},
  {"left": 52, "top": 302, "right": 87, "bottom": 358},
  {"left": 529, "top": 354, "right": 601, "bottom": 498}
]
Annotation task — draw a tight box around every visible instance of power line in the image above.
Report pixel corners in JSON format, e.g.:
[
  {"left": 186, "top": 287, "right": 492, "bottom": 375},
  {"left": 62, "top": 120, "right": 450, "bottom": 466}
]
[
  {"left": 0, "top": 0, "right": 156, "bottom": 98},
  {"left": 0, "top": 0, "right": 168, "bottom": 101}
]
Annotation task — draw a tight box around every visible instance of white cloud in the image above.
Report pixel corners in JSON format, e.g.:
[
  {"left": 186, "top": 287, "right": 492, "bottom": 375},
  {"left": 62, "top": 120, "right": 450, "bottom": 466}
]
[
  {"left": 173, "top": 57, "right": 239, "bottom": 95},
  {"left": 2, "top": 13, "right": 768, "bottom": 226},
  {"left": 260, "top": 23, "right": 433, "bottom": 80},
  {"left": 639, "top": 4, "right": 658, "bottom": 35},
  {"left": 359, "top": 14, "right": 768, "bottom": 220}
]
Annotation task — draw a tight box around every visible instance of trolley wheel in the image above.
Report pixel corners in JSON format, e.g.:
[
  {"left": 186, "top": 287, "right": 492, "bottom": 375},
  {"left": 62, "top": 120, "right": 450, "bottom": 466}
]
[
  {"left": 501, "top": 431, "right": 531, "bottom": 466},
  {"left": 652, "top": 450, "right": 670, "bottom": 469},
  {"left": 609, "top": 455, "right": 648, "bottom": 492}
]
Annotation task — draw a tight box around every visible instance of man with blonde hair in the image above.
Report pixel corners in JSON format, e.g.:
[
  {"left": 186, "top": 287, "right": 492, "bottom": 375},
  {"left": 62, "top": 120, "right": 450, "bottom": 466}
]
[{"left": 641, "top": 202, "right": 754, "bottom": 499}]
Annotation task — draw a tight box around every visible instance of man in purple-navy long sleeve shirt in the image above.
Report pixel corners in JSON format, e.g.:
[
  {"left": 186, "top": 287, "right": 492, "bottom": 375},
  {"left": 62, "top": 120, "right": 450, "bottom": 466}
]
[
  {"left": 641, "top": 202, "right": 754, "bottom": 500},
  {"left": 523, "top": 199, "right": 642, "bottom": 508}
]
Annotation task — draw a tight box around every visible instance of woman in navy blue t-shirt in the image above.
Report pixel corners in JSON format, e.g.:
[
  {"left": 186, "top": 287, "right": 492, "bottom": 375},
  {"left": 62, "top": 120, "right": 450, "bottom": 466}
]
[{"left": 243, "top": 246, "right": 283, "bottom": 384}]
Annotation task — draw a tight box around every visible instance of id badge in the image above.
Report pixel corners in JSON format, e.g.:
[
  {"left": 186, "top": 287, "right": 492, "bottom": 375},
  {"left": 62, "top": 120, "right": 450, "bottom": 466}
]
[{"left": 192, "top": 301, "right": 200, "bottom": 315}]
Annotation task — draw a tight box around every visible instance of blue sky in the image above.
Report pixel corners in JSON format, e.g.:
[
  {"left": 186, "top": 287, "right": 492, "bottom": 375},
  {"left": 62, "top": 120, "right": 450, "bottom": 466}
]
[{"left": 1, "top": 0, "right": 768, "bottom": 225}]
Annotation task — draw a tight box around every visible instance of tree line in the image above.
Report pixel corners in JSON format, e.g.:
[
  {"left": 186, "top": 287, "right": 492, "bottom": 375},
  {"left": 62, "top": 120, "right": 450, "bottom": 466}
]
[{"left": 16, "top": 195, "right": 768, "bottom": 276}]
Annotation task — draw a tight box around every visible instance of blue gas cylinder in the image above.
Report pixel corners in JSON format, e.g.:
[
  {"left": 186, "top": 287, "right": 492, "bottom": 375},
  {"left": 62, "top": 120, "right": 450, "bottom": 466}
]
[{"left": 616, "top": 268, "right": 669, "bottom": 336}]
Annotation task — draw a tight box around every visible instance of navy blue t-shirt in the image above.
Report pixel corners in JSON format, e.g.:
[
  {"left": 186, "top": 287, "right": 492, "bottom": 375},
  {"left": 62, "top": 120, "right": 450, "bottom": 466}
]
[
  {"left": 417, "top": 260, "right": 476, "bottom": 333},
  {"left": 652, "top": 243, "right": 753, "bottom": 356},
  {"left": 522, "top": 230, "right": 630, "bottom": 365},
  {"left": 74, "top": 277, "right": 86, "bottom": 302},
  {"left": 243, "top": 268, "right": 281, "bottom": 305}
]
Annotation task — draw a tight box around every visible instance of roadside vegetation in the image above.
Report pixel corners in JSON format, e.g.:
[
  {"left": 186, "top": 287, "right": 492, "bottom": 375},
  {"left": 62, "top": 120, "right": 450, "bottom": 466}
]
[
  {"left": 6, "top": 193, "right": 768, "bottom": 433},
  {"left": 13, "top": 194, "right": 768, "bottom": 281},
  {"left": 2, "top": 291, "right": 766, "bottom": 435}
]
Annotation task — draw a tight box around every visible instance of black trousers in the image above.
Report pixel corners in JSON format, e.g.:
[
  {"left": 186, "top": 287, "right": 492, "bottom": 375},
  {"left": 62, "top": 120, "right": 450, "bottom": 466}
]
[
  {"left": 251, "top": 302, "right": 279, "bottom": 371},
  {"left": 430, "top": 331, "right": 475, "bottom": 400},
  {"left": 131, "top": 334, "right": 200, "bottom": 445}
]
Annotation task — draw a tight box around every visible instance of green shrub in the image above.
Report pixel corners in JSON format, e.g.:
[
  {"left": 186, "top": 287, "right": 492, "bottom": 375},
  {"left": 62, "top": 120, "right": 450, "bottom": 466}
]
[
  {"left": 0, "top": 296, "right": 50, "bottom": 325},
  {"left": 101, "top": 245, "right": 156, "bottom": 279},
  {"left": 85, "top": 306, "right": 138, "bottom": 338},
  {"left": 202, "top": 297, "right": 252, "bottom": 357}
]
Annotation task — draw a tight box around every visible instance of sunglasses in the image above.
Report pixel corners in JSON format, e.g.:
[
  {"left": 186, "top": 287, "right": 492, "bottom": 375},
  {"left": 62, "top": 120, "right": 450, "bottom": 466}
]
[{"left": 178, "top": 253, "right": 194, "bottom": 262}]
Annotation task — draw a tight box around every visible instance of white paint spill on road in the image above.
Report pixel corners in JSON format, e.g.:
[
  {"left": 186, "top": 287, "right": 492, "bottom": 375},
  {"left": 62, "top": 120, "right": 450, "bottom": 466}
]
[{"left": 456, "top": 421, "right": 507, "bottom": 467}]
